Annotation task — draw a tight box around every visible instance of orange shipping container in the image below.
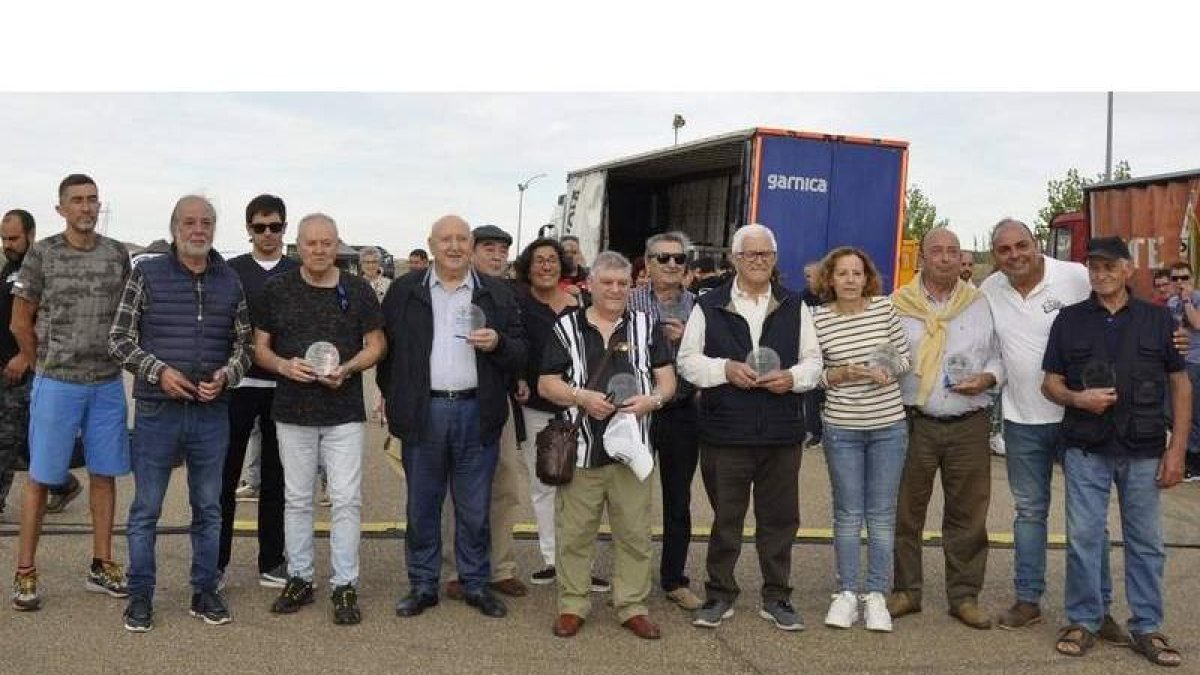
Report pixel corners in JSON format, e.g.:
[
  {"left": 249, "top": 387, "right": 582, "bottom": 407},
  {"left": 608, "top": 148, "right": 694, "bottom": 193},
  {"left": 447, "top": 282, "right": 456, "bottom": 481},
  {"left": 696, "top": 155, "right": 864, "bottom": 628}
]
[{"left": 1084, "top": 169, "right": 1200, "bottom": 297}]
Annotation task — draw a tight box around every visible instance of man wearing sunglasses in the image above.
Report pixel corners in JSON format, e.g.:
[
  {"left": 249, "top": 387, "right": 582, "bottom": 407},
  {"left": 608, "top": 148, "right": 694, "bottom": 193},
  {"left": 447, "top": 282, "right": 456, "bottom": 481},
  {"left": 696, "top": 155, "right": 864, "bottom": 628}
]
[
  {"left": 217, "top": 195, "right": 298, "bottom": 593},
  {"left": 1166, "top": 262, "right": 1200, "bottom": 480},
  {"left": 628, "top": 232, "right": 702, "bottom": 611}
]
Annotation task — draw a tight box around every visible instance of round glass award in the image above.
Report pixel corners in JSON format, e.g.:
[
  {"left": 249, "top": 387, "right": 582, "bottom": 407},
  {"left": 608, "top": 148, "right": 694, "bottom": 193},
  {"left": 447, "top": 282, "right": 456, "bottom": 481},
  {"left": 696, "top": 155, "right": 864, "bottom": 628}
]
[
  {"left": 866, "top": 342, "right": 904, "bottom": 378},
  {"left": 305, "top": 341, "right": 340, "bottom": 378},
  {"left": 746, "top": 346, "right": 782, "bottom": 377},
  {"left": 454, "top": 304, "right": 487, "bottom": 338},
  {"left": 606, "top": 372, "right": 640, "bottom": 405},
  {"left": 1081, "top": 360, "right": 1117, "bottom": 389},
  {"left": 943, "top": 354, "right": 975, "bottom": 387}
]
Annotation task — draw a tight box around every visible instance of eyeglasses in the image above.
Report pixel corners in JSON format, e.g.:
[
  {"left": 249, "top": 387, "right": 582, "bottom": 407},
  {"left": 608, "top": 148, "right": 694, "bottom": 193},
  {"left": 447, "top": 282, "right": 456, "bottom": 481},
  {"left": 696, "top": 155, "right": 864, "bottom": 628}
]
[
  {"left": 1172, "top": 275, "right": 1191, "bottom": 281},
  {"left": 652, "top": 253, "right": 687, "bottom": 265},
  {"left": 736, "top": 250, "right": 776, "bottom": 262},
  {"left": 250, "top": 222, "right": 285, "bottom": 234},
  {"left": 1155, "top": 281, "right": 1171, "bottom": 288}
]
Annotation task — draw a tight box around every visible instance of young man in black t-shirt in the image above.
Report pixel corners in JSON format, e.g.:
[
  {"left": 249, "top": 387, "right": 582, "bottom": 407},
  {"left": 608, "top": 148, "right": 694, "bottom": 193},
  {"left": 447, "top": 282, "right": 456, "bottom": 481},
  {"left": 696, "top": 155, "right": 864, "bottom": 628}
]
[{"left": 253, "top": 213, "right": 385, "bottom": 626}]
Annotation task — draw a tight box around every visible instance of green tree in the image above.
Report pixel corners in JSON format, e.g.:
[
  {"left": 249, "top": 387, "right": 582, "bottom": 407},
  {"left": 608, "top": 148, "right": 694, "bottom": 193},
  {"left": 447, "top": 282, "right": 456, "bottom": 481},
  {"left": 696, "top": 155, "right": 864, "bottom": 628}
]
[
  {"left": 904, "top": 185, "right": 949, "bottom": 241},
  {"left": 1036, "top": 161, "right": 1132, "bottom": 239}
]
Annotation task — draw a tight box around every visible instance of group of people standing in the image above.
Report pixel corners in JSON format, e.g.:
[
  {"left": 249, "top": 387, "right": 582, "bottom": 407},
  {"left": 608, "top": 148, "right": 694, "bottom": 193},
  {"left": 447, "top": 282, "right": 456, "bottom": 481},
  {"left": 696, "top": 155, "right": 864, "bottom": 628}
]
[{"left": 1, "top": 173, "right": 1190, "bottom": 668}]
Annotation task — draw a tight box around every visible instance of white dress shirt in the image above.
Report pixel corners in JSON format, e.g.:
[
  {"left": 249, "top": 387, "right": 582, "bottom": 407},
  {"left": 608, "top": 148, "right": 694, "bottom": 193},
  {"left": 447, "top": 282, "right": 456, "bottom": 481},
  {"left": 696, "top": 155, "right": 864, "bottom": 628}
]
[
  {"left": 897, "top": 288, "right": 1005, "bottom": 417},
  {"left": 677, "top": 277, "right": 822, "bottom": 393}
]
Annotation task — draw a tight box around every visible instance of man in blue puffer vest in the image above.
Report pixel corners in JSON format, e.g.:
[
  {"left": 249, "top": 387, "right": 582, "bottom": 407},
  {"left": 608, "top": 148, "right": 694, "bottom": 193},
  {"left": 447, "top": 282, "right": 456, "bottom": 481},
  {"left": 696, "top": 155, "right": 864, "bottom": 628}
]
[{"left": 109, "top": 195, "right": 253, "bottom": 633}]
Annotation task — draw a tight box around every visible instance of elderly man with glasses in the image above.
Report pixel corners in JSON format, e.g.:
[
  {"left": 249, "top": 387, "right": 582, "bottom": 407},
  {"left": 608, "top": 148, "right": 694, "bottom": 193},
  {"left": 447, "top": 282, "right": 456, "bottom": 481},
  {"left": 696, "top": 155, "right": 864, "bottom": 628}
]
[{"left": 678, "top": 223, "right": 823, "bottom": 632}]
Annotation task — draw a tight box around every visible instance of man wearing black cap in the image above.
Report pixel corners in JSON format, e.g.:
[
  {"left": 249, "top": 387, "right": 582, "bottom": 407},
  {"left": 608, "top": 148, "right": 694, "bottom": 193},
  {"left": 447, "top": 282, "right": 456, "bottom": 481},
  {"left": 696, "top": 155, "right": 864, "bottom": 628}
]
[
  {"left": 1042, "top": 236, "right": 1190, "bottom": 666},
  {"left": 440, "top": 224, "right": 531, "bottom": 600}
]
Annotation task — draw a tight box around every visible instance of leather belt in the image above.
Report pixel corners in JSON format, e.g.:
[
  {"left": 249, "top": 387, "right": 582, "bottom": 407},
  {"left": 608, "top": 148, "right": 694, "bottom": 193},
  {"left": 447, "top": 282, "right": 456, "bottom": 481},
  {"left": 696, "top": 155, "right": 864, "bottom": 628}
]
[
  {"left": 906, "top": 406, "right": 988, "bottom": 424},
  {"left": 430, "top": 389, "right": 477, "bottom": 400}
]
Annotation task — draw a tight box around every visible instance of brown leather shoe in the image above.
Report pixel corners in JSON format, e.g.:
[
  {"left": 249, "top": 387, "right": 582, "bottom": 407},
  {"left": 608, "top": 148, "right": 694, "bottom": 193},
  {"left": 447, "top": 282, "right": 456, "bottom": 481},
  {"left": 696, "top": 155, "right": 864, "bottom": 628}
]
[
  {"left": 489, "top": 577, "right": 528, "bottom": 598},
  {"left": 997, "top": 601, "right": 1042, "bottom": 629},
  {"left": 553, "top": 613, "right": 584, "bottom": 638},
  {"left": 622, "top": 614, "right": 662, "bottom": 640},
  {"left": 886, "top": 591, "right": 922, "bottom": 618},
  {"left": 950, "top": 599, "right": 993, "bottom": 630},
  {"left": 445, "top": 579, "right": 464, "bottom": 601}
]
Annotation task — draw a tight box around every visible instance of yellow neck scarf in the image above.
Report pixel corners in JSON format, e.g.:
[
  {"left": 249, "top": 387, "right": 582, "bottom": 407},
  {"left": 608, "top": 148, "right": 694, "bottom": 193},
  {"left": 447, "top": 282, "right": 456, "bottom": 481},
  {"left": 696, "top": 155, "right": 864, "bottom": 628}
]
[{"left": 891, "top": 274, "right": 980, "bottom": 406}]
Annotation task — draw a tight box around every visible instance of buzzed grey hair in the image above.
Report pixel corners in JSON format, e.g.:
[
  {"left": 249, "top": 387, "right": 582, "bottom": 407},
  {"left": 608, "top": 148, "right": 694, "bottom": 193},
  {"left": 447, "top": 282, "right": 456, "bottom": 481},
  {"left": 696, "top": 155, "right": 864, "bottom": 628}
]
[
  {"left": 169, "top": 195, "right": 216, "bottom": 235},
  {"left": 297, "top": 212, "right": 339, "bottom": 239},
  {"left": 730, "top": 223, "right": 778, "bottom": 254},
  {"left": 588, "top": 250, "right": 633, "bottom": 282},
  {"left": 989, "top": 217, "right": 1036, "bottom": 246},
  {"left": 358, "top": 246, "right": 382, "bottom": 263},
  {"left": 645, "top": 231, "right": 692, "bottom": 256}
]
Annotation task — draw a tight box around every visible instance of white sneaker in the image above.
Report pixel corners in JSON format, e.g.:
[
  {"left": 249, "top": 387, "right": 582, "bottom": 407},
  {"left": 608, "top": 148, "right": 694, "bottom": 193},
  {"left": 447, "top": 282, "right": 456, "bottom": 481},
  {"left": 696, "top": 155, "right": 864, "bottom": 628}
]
[
  {"left": 824, "top": 591, "right": 859, "bottom": 629},
  {"left": 989, "top": 432, "right": 1006, "bottom": 456},
  {"left": 862, "top": 592, "right": 893, "bottom": 632}
]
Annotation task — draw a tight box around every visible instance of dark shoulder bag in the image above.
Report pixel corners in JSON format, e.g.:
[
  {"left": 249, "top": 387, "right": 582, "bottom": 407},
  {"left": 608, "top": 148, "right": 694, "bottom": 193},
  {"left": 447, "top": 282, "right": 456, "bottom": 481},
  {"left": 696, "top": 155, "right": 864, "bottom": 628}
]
[{"left": 535, "top": 341, "right": 621, "bottom": 486}]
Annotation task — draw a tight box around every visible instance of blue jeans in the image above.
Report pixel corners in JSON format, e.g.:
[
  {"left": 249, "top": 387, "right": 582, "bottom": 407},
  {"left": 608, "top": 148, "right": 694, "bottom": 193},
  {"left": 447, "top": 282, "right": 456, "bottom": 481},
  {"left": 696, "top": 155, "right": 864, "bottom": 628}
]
[
  {"left": 401, "top": 398, "right": 499, "bottom": 594},
  {"left": 824, "top": 421, "right": 908, "bottom": 593},
  {"left": 127, "top": 400, "right": 229, "bottom": 600},
  {"left": 1005, "top": 421, "right": 1112, "bottom": 606},
  {"left": 1064, "top": 448, "right": 1165, "bottom": 634},
  {"left": 276, "top": 421, "right": 364, "bottom": 587}
]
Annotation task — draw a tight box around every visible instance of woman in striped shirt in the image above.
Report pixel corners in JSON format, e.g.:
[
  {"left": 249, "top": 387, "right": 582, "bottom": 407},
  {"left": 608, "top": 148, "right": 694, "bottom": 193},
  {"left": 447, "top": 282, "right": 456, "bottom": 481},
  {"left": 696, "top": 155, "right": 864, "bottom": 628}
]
[{"left": 811, "top": 246, "right": 911, "bottom": 633}]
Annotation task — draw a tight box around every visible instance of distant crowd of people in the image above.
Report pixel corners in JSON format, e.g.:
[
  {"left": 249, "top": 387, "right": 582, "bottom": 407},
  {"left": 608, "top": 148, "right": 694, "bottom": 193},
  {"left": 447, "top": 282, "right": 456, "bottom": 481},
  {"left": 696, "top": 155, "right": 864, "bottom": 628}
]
[{"left": 0, "top": 173, "right": 1192, "bottom": 668}]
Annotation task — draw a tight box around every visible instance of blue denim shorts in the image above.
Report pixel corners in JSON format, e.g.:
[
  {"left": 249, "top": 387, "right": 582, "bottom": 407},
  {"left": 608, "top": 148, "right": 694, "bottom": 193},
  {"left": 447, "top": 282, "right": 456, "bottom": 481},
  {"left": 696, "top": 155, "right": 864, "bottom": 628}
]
[{"left": 29, "top": 374, "right": 130, "bottom": 484}]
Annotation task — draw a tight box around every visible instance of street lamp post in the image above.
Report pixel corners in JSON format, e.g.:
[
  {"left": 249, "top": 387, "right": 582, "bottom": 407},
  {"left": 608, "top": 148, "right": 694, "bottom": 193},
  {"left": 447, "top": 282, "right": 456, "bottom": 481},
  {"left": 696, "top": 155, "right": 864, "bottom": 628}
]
[{"left": 516, "top": 172, "right": 545, "bottom": 253}]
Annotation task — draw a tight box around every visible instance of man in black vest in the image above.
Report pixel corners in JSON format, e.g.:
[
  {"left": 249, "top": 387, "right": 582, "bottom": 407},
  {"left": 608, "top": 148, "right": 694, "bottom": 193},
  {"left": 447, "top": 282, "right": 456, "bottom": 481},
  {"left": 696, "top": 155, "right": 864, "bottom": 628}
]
[
  {"left": 217, "top": 194, "right": 298, "bottom": 590},
  {"left": 109, "top": 195, "right": 253, "bottom": 632},
  {"left": 1042, "top": 236, "right": 1189, "bottom": 666},
  {"left": 677, "top": 223, "right": 823, "bottom": 632}
]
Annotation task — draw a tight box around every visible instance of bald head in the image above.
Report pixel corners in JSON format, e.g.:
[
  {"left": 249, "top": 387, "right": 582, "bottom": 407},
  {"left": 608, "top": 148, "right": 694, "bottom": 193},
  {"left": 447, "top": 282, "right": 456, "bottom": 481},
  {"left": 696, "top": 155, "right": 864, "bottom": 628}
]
[
  {"left": 297, "top": 213, "right": 338, "bottom": 241},
  {"left": 429, "top": 214, "right": 472, "bottom": 278},
  {"left": 920, "top": 227, "right": 962, "bottom": 289}
]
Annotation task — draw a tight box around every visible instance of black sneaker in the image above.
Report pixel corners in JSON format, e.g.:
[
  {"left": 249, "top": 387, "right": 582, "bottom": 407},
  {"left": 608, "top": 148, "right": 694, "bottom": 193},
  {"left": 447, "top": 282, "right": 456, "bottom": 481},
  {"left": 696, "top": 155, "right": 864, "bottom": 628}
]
[
  {"left": 331, "top": 584, "right": 361, "bottom": 625},
  {"left": 530, "top": 566, "right": 556, "bottom": 585},
  {"left": 271, "top": 577, "right": 315, "bottom": 614},
  {"left": 124, "top": 595, "right": 153, "bottom": 633},
  {"left": 590, "top": 576, "right": 611, "bottom": 593},
  {"left": 259, "top": 562, "right": 288, "bottom": 588},
  {"left": 190, "top": 590, "right": 232, "bottom": 626}
]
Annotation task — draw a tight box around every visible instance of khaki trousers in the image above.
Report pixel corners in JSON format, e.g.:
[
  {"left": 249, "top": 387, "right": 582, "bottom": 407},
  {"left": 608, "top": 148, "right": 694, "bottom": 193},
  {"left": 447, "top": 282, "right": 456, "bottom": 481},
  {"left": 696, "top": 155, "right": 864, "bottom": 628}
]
[{"left": 556, "top": 462, "right": 652, "bottom": 622}]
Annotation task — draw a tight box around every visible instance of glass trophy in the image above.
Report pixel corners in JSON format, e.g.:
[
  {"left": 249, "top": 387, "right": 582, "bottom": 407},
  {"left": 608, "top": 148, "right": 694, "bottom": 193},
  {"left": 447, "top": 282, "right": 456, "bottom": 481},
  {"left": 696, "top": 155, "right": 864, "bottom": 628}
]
[
  {"left": 606, "top": 372, "right": 640, "bottom": 406},
  {"left": 1081, "top": 360, "right": 1117, "bottom": 389},
  {"left": 746, "top": 346, "right": 782, "bottom": 377},
  {"left": 305, "top": 341, "right": 340, "bottom": 378},
  {"left": 657, "top": 299, "right": 688, "bottom": 323},
  {"left": 866, "top": 342, "right": 904, "bottom": 379},
  {"left": 454, "top": 304, "right": 487, "bottom": 339},
  {"left": 943, "top": 354, "right": 976, "bottom": 387}
]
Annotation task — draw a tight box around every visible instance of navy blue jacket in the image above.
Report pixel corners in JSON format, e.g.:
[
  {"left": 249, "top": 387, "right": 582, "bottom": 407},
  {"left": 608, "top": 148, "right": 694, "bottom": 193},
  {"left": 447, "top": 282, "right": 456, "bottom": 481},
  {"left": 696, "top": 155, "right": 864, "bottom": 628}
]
[
  {"left": 695, "top": 282, "right": 806, "bottom": 447},
  {"left": 134, "top": 249, "right": 243, "bottom": 401}
]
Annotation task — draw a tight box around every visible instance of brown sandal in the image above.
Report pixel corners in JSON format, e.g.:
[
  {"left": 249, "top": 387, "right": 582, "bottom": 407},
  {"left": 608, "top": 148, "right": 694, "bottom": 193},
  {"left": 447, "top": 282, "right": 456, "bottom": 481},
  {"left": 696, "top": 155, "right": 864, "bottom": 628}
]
[
  {"left": 1131, "top": 631, "right": 1182, "bottom": 667},
  {"left": 1055, "top": 625, "right": 1097, "bottom": 657}
]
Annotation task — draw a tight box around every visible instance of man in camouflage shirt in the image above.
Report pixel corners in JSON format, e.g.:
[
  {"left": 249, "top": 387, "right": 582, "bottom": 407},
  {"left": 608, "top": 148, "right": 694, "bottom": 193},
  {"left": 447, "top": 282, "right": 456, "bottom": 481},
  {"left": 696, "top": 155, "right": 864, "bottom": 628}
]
[{"left": 9, "top": 174, "right": 132, "bottom": 612}]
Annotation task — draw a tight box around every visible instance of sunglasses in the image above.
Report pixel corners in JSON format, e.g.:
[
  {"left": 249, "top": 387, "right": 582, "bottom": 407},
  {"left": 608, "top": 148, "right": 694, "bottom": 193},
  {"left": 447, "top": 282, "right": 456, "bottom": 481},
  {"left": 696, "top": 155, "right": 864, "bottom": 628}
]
[
  {"left": 250, "top": 222, "right": 285, "bottom": 234},
  {"left": 652, "top": 253, "right": 687, "bottom": 265},
  {"left": 1172, "top": 275, "right": 1191, "bottom": 281}
]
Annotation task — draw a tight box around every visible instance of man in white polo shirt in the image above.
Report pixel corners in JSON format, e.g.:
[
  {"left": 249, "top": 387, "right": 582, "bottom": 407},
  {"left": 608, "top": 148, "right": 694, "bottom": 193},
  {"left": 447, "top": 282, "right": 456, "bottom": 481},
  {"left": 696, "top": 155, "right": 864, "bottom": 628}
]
[{"left": 980, "top": 218, "right": 1123, "bottom": 637}]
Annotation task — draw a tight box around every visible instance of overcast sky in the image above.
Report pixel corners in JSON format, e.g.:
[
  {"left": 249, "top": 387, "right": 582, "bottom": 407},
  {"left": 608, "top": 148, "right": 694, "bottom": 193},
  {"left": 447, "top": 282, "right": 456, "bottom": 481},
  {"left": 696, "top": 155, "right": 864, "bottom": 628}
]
[{"left": 2, "top": 92, "right": 1198, "bottom": 257}]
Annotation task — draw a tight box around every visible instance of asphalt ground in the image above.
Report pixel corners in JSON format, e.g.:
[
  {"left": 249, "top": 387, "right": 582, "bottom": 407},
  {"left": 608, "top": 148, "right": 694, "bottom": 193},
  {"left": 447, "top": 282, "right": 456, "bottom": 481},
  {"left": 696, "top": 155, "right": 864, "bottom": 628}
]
[{"left": 3, "top": 401, "right": 1200, "bottom": 673}]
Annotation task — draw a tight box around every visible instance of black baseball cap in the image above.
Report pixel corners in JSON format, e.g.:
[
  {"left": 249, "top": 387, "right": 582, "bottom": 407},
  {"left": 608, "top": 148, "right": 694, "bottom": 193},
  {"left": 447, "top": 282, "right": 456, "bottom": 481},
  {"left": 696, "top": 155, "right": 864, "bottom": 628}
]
[
  {"left": 472, "top": 224, "right": 513, "bottom": 246},
  {"left": 1085, "top": 236, "right": 1131, "bottom": 261}
]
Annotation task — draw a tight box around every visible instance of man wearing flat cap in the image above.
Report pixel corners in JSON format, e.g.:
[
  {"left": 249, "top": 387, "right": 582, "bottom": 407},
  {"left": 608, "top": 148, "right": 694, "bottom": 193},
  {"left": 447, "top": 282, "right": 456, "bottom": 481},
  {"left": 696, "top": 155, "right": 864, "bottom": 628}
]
[{"left": 1041, "top": 236, "right": 1190, "bottom": 665}]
